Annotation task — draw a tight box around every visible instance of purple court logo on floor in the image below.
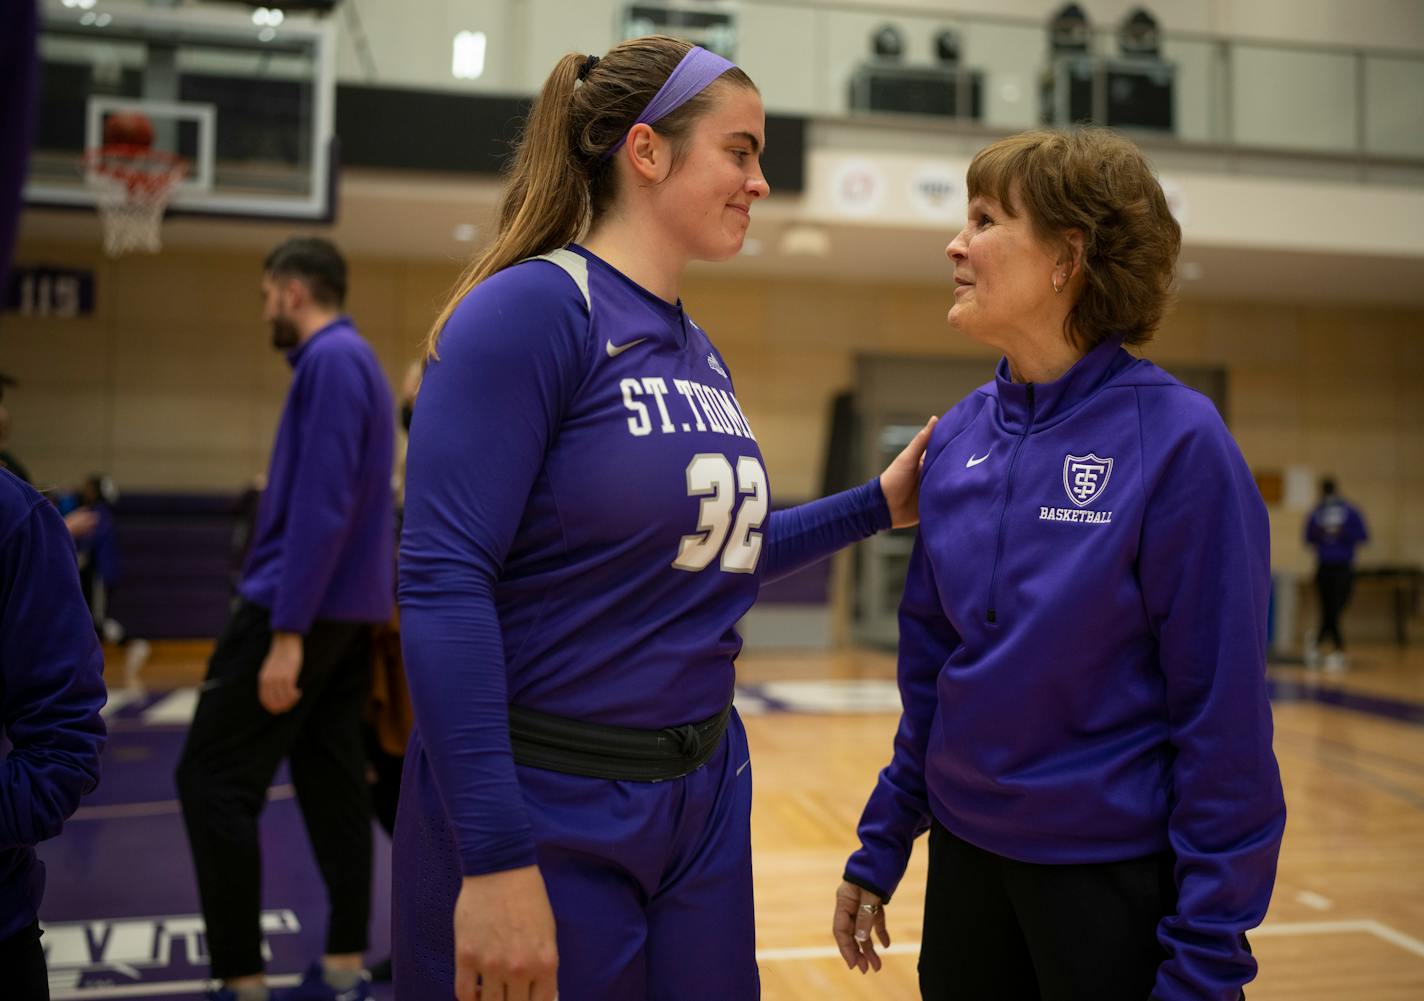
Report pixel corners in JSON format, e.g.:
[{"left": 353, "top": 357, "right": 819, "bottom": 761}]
[{"left": 42, "top": 910, "right": 301, "bottom": 996}]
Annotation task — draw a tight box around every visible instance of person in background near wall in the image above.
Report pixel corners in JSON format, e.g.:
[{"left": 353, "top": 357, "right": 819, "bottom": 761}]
[
  {"left": 1, "top": 7, "right": 108, "bottom": 1000},
  {"left": 367, "top": 359, "right": 420, "bottom": 840},
  {"left": 836, "top": 128, "right": 1285, "bottom": 1001},
  {"left": 1304, "top": 476, "right": 1369, "bottom": 671},
  {"left": 61, "top": 475, "right": 120, "bottom": 633},
  {"left": 362, "top": 360, "right": 420, "bottom": 986},
  {"left": 175, "top": 237, "right": 394, "bottom": 1001}
]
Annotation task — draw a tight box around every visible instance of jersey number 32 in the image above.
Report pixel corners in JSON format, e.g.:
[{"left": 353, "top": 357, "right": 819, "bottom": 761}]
[{"left": 673, "top": 453, "right": 768, "bottom": 574}]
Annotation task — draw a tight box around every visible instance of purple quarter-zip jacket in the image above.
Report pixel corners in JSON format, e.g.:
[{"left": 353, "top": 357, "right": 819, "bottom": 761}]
[
  {"left": 847, "top": 337, "right": 1286, "bottom": 1001},
  {"left": 0, "top": 469, "right": 107, "bottom": 944},
  {"left": 239, "top": 318, "right": 395, "bottom": 633}
]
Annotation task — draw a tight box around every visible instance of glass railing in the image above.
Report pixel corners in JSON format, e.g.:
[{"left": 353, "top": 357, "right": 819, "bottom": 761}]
[
  {"left": 314, "top": 0, "right": 1424, "bottom": 166},
  {"left": 725, "top": 4, "right": 1424, "bottom": 164}
]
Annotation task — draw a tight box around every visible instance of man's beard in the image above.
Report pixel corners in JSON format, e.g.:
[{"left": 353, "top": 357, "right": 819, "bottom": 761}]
[{"left": 270, "top": 314, "right": 300, "bottom": 350}]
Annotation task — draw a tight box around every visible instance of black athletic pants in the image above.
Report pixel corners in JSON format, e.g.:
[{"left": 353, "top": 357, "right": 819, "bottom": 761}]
[
  {"left": 176, "top": 600, "right": 373, "bottom": 980},
  {"left": 363, "top": 722, "right": 403, "bottom": 837},
  {"left": 1315, "top": 562, "right": 1354, "bottom": 650},
  {"left": 0, "top": 921, "right": 49, "bottom": 1001},
  {"left": 918, "top": 820, "right": 1246, "bottom": 1001}
]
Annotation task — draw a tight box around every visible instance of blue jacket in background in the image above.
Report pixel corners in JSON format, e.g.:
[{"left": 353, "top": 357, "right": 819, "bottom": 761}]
[
  {"left": 239, "top": 317, "right": 395, "bottom": 633},
  {"left": 0, "top": 469, "right": 107, "bottom": 943},
  {"left": 1304, "top": 497, "right": 1368, "bottom": 566},
  {"left": 847, "top": 338, "right": 1286, "bottom": 1001}
]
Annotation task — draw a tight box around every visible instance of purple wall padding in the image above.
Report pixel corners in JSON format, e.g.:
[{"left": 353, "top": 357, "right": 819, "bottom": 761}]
[
  {"left": 103, "top": 492, "right": 833, "bottom": 639},
  {"left": 108, "top": 493, "right": 245, "bottom": 639}
]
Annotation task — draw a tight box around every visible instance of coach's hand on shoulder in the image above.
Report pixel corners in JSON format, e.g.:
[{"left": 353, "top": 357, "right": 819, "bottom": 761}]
[
  {"left": 258, "top": 632, "right": 303, "bottom": 714},
  {"left": 880, "top": 416, "right": 938, "bottom": 529},
  {"left": 833, "top": 879, "right": 890, "bottom": 974},
  {"left": 455, "top": 865, "right": 559, "bottom": 1001}
]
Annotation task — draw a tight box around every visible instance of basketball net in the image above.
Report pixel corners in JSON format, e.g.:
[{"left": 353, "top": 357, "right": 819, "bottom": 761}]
[{"left": 81, "top": 145, "right": 188, "bottom": 256}]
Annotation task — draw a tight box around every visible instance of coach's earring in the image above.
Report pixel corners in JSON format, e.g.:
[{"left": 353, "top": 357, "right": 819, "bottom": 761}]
[{"left": 1052, "top": 274, "right": 1064, "bottom": 294}]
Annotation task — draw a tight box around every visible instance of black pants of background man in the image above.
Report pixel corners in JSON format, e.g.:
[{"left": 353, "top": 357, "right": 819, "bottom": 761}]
[
  {"left": 176, "top": 600, "right": 373, "bottom": 980},
  {"left": 1315, "top": 562, "right": 1355, "bottom": 650},
  {"left": 917, "top": 820, "right": 1248, "bottom": 1001},
  {"left": 0, "top": 921, "right": 49, "bottom": 1001}
]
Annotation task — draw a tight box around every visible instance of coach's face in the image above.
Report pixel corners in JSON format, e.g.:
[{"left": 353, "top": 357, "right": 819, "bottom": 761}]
[{"left": 261, "top": 272, "right": 301, "bottom": 351}]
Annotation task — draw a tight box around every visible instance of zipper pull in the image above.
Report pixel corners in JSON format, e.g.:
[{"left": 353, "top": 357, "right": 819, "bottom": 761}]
[{"left": 987, "top": 608, "right": 997, "bottom": 624}]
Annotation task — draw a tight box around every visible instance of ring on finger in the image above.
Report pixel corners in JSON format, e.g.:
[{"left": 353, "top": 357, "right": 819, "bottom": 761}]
[{"left": 858, "top": 902, "right": 881, "bottom": 913}]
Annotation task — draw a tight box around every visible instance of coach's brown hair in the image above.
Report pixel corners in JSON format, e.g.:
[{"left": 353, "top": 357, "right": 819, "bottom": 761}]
[
  {"left": 967, "top": 128, "right": 1181, "bottom": 349},
  {"left": 423, "top": 36, "right": 756, "bottom": 358}
]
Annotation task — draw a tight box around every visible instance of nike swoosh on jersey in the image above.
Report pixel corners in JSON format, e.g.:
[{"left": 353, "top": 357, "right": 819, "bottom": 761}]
[
  {"left": 605, "top": 337, "right": 649, "bottom": 358},
  {"left": 966, "top": 452, "right": 991, "bottom": 467}
]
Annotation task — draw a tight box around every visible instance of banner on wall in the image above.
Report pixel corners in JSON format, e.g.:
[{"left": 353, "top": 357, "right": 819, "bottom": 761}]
[
  {"left": 810, "top": 150, "right": 971, "bottom": 227},
  {"left": 3, "top": 266, "right": 95, "bottom": 318}
]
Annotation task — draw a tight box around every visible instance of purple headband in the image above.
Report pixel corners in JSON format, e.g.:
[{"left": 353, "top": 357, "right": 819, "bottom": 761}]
[{"left": 602, "top": 46, "right": 738, "bottom": 161}]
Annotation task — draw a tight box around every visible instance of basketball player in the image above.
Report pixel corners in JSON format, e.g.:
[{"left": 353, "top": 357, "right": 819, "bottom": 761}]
[
  {"left": 395, "top": 37, "right": 933, "bottom": 1000},
  {"left": 176, "top": 238, "right": 394, "bottom": 1001}
]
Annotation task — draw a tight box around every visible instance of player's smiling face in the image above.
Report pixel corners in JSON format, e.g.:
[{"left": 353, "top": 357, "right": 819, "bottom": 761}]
[{"left": 662, "top": 85, "right": 769, "bottom": 263}]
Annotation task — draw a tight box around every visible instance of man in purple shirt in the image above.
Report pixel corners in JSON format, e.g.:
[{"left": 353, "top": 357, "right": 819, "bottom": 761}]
[{"left": 176, "top": 238, "right": 394, "bottom": 1001}]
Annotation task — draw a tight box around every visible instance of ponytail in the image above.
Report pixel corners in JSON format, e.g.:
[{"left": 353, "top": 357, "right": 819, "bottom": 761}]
[{"left": 423, "top": 53, "right": 588, "bottom": 358}]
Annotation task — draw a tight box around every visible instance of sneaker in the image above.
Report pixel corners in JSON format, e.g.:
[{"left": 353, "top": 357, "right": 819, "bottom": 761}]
[
  {"left": 1324, "top": 651, "right": 1349, "bottom": 673},
  {"left": 269, "top": 964, "right": 371, "bottom": 1001}
]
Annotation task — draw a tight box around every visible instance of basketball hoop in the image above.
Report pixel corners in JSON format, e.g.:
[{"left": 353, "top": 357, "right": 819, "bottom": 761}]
[{"left": 81, "top": 141, "right": 188, "bottom": 257}]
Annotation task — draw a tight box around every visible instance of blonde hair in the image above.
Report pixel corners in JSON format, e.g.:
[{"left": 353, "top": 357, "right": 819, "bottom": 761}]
[{"left": 424, "top": 37, "right": 756, "bottom": 358}]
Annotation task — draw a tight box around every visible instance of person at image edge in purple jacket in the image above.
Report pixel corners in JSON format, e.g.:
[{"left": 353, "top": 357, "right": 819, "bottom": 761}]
[
  {"left": 0, "top": 473, "right": 108, "bottom": 999},
  {"left": 2, "top": 4, "right": 107, "bottom": 999},
  {"left": 395, "top": 36, "right": 934, "bottom": 1001},
  {"left": 834, "top": 129, "right": 1286, "bottom": 1001},
  {"left": 176, "top": 238, "right": 394, "bottom": 1001}
]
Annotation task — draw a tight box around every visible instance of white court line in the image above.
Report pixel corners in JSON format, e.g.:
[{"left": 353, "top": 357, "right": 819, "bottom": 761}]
[
  {"left": 1356, "top": 921, "right": 1424, "bottom": 960},
  {"left": 144, "top": 687, "right": 199, "bottom": 725},
  {"left": 99, "top": 687, "right": 146, "bottom": 719},
  {"left": 755, "top": 920, "right": 1424, "bottom": 963},
  {"left": 1294, "top": 890, "right": 1334, "bottom": 911},
  {"left": 52, "top": 975, "right": 299, "bottom": 1000}
]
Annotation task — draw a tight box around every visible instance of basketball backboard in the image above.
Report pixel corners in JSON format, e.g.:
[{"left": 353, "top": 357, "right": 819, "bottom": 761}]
[{"left": 26, "top": 0, "right": 336, "bottom": 222}]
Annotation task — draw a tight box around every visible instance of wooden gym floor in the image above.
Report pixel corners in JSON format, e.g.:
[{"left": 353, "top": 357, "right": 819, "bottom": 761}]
[{"left": 93, "top": 641, "right": 1424, "bottom": 999}]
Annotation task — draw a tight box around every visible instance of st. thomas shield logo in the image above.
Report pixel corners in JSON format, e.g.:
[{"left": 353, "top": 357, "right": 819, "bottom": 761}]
[{"left": 1063, "top": 453, "right": 1113, "bottom": 508}]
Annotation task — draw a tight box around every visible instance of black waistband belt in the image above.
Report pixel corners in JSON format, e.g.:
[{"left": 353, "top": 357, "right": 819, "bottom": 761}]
[{"left": 508, "top": 703, "right": 732, "bottom": 782}]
